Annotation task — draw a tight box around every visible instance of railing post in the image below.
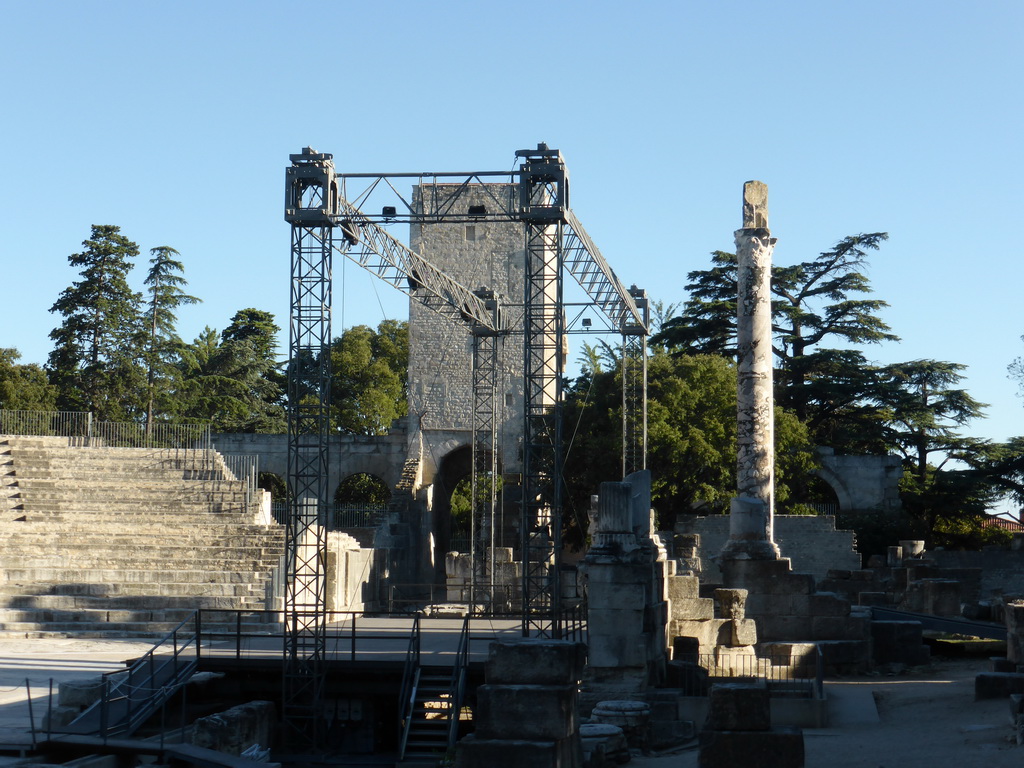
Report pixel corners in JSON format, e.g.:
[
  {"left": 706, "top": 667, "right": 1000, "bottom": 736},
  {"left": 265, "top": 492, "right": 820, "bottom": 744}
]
[
  {"left": 86, "top": 412, "right": 93, "bottom": 447},
  {"left": 236, "top": 611, "right": 242, "bottom": 660},
  {"left": 351, "top": 613, "right": 357, "bottom": 661}
]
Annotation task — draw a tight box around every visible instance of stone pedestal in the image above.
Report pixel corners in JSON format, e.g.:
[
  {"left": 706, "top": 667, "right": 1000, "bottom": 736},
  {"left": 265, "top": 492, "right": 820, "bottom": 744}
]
[
  {"left": 455, "top": 640, "right": 585, "bottom": 768},
  {"left": 699, "top": 681, "right": 804, "bottom": 768},
  {"left": 581, "top": 475, "right": 668, "bottom": 696}
]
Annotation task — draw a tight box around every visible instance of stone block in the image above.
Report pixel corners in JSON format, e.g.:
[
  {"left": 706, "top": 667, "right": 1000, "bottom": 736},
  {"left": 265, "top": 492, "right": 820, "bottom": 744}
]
[
  {"left": 812, "top": 615, "right": 866, "bottom": 641},
  {"left": 475, "top": 684, "right": 577, "bottom": 740},
  {"left": 191, "top": 700, "right": 276, "bottom": 756},
  {"left": 58, "top": 676, "right": 104, "bottom": 708},
  {"left": 976, "top": 672, "right": 1024, "bottom": 700},
  {"left": 808, "top": 592, "right": 850, "bottom": 617},
  {"left": 756, "top": 614, "right": 813, "bottom": 641},
  {"left": 817, "top": 639, "right": 870, "bottom": 672},
  {"left": 922, "top": 579, "right": 961, "bottom": 617},
  {"left": 669, "top": 596, "right": 715, "bottom": 621},
  {"left": 454, "top": 734, "right": 583, "bottom": 768},
  {"left": 590, "top": 581, "right": 646, "bottom": 610},
  {"left": 588, "top": 634, "right": 649, "bottom": 668},
  {"left": 667, "top": 575, "right": 700, "bottom": 600},
  {"left": 485, "top": 640, "right": 586, "bottom": 686},
  {"left": 731, "top": 618, "right": 758, "bottom": 647},
  {"left": 871, "top": 621, "right": 928, "bottom": 665},
  {"left": 993, "top": 657, "right": 1017, "bottom": 673},
  {"left": 699, "top": 727, "right": 804, "bottom": 768},
  {"left": 673, "top": 636, "right": 701, "bottom": 661},
  {"left": 588, "top": 607, "right": 644, "bottom": 637},
  {"left": 706, "top": 681, "right": 770, "bottom": 731}
]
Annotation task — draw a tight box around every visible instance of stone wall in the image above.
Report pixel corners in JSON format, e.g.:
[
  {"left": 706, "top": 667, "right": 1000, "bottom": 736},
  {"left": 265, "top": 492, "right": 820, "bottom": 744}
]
[
  {"left": 409, "top": 184, "right": 526, "bottom": 474},
  {"left": 928, "top": 549, "right": 1024, "bottom": 601},
  {"left": 815, "top": 449, "right": 903, "bottom": 513},
  {"left": 677, "top": 514, "right": 860, "bottom": 582},
  {"left": 213, "top": 428, "right": 410, "bottom": 495}
]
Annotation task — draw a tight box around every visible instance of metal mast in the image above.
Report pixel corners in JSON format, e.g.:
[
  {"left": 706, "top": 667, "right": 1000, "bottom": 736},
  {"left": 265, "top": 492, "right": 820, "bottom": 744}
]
[
  {"left": 470, "top": 290, "right": 502, "bottom": 607},
  {"left": 622, "top": 286, "right": 649, "bottom": 477},
  {"left": 282, "top": 147, "right": 337, "bottom": 752},
  {"left": 517, "top": 145, "right": 568, "bottom": 637}
]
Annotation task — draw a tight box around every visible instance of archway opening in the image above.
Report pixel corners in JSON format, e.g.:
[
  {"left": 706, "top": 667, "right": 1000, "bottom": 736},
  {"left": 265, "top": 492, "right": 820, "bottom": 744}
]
[
  {"left": 785, "top": 475, "right": 841, "bottom": 516},
  {"left": 333, "top": 473, "right": 391, "bottom": 529},
  {"left": 258, "top": 472, "right": 287, "bottom": 502}
]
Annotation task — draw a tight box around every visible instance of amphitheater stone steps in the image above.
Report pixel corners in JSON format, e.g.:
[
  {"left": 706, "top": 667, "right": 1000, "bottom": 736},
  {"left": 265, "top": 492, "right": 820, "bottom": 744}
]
[{"left": 0, "top": 435, "right": 285, "bottom": 637}]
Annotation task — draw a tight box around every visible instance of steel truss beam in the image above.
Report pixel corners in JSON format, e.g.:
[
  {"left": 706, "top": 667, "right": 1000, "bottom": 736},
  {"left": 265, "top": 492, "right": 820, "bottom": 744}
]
[{"left": 331, "top": 199, "right": 503, "bottom": 332}]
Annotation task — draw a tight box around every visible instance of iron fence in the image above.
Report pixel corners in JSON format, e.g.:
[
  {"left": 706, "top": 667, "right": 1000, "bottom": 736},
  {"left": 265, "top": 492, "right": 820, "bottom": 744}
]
[
  {"left": 0, "top": 409, "right": 211, "bottom": 451},
  {"left": 270, "top": 501, "right": 390, "bottom": 529},
  {"left": 675, "top": 648, "right": 824, "bottom": 699},
  {"left": 220, "top": 453, "right": 260, "bottom": 513}
]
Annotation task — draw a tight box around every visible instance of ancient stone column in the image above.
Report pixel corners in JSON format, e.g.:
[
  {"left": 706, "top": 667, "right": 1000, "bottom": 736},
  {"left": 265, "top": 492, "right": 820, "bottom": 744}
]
[{"left": 721, "top": 181, "right": 780, "bottom": 561}]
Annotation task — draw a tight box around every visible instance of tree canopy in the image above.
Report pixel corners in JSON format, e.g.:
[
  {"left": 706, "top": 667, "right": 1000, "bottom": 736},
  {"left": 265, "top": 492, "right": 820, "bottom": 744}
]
[
  {"left": 47, "top": 225, "right": 146, "bottom": 421},
  {"left": 330, "top": 319, "right": 409, "bottom": 435}
]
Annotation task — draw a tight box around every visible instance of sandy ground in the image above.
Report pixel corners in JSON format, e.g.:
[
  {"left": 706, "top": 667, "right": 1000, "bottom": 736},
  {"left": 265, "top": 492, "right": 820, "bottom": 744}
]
[{"left": 0, "top": 640, "right": 1021, "bottom": 767}]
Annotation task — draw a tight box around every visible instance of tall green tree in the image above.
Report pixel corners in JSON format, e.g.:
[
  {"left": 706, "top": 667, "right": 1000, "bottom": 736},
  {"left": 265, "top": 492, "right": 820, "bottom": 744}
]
[
  {"left": 0, "top": 348, "right": 57, "bottom": 411},
  {"left": 47, "top": 225, "right": 146, "bottom": 421},
  {"left": 330, "top": 319, "right": 409, "bottom": 435},
  {"left": 175, "top": 321, "right": 286, "bottom": 433},
  {"left": 653, "top": 233, "right": 897, "bottom": 447},
  {"left": 562, "top": 350, "right": 817, "bottom": 537},
  {"left": 143, "top": 246, "right": 200, "bottom": 431}
]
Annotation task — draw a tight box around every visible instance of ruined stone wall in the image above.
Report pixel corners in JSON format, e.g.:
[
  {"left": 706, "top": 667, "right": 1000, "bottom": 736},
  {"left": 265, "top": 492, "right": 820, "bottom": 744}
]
[
  {"left": 815, "top": 449, "right": 903, "bottom": 513},
  {"left": 930, "top": 549, "right": 1024, "bottom": 600},
  {"left": 677, "top": 514, "right": 861, "bottom": 583},
  {"left": 409, "top": 184, "right": 525, "bottom": 473}
]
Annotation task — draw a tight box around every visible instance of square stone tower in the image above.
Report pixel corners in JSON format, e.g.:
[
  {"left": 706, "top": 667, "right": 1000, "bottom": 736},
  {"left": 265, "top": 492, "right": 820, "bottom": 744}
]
[{"left": 408, "top": 184, "right": 526, "bottom": 478}]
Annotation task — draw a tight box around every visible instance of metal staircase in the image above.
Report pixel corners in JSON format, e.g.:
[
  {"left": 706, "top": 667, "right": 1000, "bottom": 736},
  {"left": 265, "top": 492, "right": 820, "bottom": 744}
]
[{"left": 398, "top": 616, "right": 471, "bottom": 766}]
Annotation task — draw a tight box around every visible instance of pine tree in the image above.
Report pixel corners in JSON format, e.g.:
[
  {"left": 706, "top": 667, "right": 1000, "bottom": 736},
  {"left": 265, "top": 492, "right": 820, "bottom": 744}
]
[
  {"left": 144, "top": 246, "right": 200, "bottom": 432},
  {"left": 47, "top": 225, "right": 145, "bottom": 421}
]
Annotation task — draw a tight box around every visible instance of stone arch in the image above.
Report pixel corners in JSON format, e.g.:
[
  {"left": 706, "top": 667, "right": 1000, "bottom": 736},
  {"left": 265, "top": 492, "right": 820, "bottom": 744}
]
[
  {"left": 431, "top": 444, "right": 474, "bottom": 561},
  {"left": 812, "top": 462, "right": 855, "bottom": 512},
  {"left": 813, "top": 449, "right": 904, "bottom": 513},
  {"left": 332, "top": 472, "right": 392, "bottom": 530}
]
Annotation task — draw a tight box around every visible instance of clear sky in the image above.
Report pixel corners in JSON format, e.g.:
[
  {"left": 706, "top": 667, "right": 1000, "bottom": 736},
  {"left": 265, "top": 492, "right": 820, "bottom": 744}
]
[{"left": 1, "top": 1, "right": 1021, "bottom": 447}]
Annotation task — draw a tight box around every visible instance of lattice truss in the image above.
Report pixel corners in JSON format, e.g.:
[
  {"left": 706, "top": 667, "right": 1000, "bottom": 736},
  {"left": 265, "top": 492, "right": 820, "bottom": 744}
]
[{"left": 282, "top": 146, "right": 650, "bottom": 745}]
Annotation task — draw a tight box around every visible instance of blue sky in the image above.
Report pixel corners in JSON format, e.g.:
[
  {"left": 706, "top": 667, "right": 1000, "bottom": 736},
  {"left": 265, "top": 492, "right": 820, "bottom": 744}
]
[{"left": 1, "top": 1, "right": 1022, "bottom": 447}]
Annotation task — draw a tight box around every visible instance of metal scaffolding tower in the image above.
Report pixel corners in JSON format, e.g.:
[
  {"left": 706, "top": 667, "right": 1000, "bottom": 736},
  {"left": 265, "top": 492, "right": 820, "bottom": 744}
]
[
  {"left": 622, "top": 286, "right": 649, "bottom": 477},
  {"left": 517, "top": 145, "right": 568, "bottom": 637},
  {"left": 470, "top": 290, "right": 502, "bottom": 606},
  {"left": 281, "top": 144, "right": 649, "bottom": 746},
  {"left": 282, "top": 148, "right": 337, "bottom": 751}
]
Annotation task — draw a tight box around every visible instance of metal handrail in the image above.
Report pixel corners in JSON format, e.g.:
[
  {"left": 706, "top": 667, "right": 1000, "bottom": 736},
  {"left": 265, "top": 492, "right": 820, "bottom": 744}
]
[
  {"left": 41, "top": 611, "right": 200, "bottom": 740},
  {"left": 0, "top": 409, "right": 211, "bottom": 451},
  {"left": 397, "top": 614, "right": 422, "bottom": 760},
  {"left": 446, "top": 615, "right": 472, "bottom": 749}
]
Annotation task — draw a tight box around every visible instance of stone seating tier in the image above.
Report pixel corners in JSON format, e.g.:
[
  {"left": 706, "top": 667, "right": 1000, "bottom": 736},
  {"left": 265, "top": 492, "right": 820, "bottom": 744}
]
[{"left": 0, "top": 436, "right": 285, "bottom": 637}]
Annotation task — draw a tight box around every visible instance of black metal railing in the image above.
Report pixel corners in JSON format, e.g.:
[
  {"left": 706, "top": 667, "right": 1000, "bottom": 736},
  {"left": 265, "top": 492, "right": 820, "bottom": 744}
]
[
  {"left": 40, "top": 612, "right": 200, "bottom": 741},
  {"left": 446, "top": 615, "right": 472, "bottom": 750},
  {"left": 397, "top": 614, "right": 422, "bottom": 760},
  {"left": 0, "top": 409, "right": 212, "bottom": 451},
  {"left": 680, "top": 647, "right": 824, "bottom": 699}
]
